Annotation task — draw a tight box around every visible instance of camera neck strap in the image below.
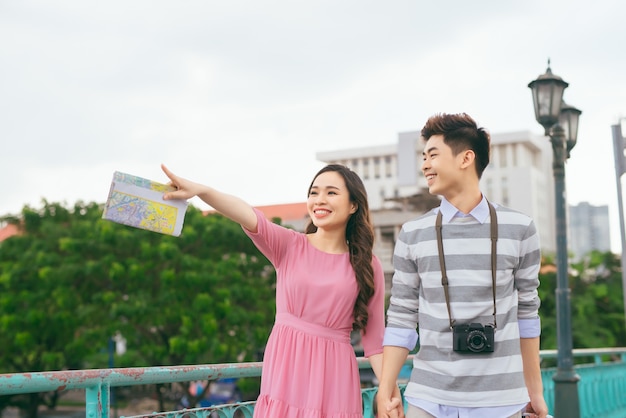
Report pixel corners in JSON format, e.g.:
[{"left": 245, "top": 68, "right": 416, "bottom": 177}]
[{"left": 435, "top": 202, "right": 498, "bottom": 330}]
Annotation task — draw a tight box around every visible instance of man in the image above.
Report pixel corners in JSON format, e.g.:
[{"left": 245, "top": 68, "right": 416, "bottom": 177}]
[{"left": 377, "top": 113, "right": 549, "bottom": 418}]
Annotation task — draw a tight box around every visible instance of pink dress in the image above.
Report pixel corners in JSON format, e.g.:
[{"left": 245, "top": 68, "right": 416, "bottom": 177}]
[{"left": 244, "top": 209, "right": 385, "bottom": 418}]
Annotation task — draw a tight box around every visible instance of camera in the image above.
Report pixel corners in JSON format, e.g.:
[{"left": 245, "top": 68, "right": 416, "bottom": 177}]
[{"left": 452, "top": 322, "right": 495, "bottom": 353}]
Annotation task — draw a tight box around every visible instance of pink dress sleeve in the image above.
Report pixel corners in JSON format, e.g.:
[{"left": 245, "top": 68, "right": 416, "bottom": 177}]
[
  {"left": 361, "top": 255, "right": 385, "bottom": 357},
  {"left": 242, "top": 208, "right": 298, "bottom": 266}
]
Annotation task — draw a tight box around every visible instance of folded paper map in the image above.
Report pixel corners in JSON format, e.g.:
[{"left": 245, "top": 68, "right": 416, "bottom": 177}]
[{"left": 102, "top": 171, "right": 188, "bottom": 236}]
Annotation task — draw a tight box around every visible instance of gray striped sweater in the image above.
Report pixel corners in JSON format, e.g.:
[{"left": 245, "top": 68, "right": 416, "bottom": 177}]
[{"left": 386, "top": 201, "right": 541, "bottom": 407}]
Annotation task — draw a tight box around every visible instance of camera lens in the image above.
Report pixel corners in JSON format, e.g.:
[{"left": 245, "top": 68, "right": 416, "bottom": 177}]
[{"left": 466, "top": 330, "right": 487, "bottom": 352}]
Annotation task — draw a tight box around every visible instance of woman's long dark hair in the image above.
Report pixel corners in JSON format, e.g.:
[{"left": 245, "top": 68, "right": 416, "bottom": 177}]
[{"left": 305, "top": 164, "right": 375, "bottom": 332}]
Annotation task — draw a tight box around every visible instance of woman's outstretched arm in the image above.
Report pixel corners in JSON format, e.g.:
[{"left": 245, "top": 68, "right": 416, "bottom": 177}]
[{"left": 161, "top": 164, "right": 258, "bottom": 232}]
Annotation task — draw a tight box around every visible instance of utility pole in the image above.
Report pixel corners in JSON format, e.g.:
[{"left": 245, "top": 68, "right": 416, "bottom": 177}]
[{"left": 611, "top": 121, "right": 626, "bottom": 328}]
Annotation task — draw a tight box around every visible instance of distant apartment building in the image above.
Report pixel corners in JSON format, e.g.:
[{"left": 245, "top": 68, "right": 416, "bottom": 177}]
[
  {"left": 568, "top": 202, "right": 611, "bottom": 261},
  {"left": 316, "top": 129, "right": 557, "bottom": 287}
]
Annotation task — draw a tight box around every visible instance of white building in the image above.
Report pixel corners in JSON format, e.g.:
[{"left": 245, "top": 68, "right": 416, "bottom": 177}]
[
  {"left": 568, "top": 202, "right": 611, "bottom": 261},
  {"left": 317, "top": 129, "right": 557, "bottom": 285}
]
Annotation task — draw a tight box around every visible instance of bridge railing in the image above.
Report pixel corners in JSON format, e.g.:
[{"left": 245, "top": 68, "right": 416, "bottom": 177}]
[
  {"left": 539, "top": 347, "right": 626, "bottom": 418},
  {"left": 1, "top": 348, "right": 625, "bottom": 418}
]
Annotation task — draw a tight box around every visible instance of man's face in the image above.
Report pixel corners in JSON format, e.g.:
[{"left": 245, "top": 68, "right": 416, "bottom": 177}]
[{"left": 422, "top": 134, "right": 466, "bottom": 197}]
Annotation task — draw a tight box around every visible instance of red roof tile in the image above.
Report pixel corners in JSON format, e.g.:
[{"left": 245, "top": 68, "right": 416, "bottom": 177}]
[{"left": 0, "top": 224, "right": 20, "bottom": 242}]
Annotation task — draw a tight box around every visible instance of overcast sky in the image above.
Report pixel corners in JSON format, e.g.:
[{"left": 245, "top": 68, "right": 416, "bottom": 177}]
[{"left": 1, "top": 1, "right": 625, "bottom": 250}]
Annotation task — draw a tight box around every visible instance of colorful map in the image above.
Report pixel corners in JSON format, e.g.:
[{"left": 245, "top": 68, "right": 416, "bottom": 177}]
[{"left": 102, "top": 171, "right": 188, "bottom": 236}]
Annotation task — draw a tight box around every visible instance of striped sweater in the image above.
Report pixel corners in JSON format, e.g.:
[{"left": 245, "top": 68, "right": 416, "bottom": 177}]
[{"left": 386, "top": 199, "right": 541, "bottom": 407}]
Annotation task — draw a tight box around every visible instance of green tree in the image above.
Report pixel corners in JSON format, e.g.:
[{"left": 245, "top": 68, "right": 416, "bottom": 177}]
[
  {"left": 0, "top": 201, "right": 276, "bottom": 416},
  {"left": 538, "top": 251, "right": 626, "bottom": 363},
  {"left": 0, "top": 202, "right": 107, "bottom": 415},
  {"left": 569, "top": 251, "right": 626, "bottom": 350}
]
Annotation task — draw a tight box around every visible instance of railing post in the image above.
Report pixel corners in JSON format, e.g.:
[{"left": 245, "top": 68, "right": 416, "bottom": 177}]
[
  {"left": 361, "top": 387, "right": 377, "bottom": 418},
  {"left": 86, "top": 382, "right": 110, "bottom": 418}
]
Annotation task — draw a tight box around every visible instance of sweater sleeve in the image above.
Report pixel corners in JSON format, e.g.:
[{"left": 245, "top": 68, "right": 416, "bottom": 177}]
[
  {"left": 515, "top": 219, "right": 542, "bottom": 320},
  {"left": 385, "top": 225, "right": 421, "bottom": 330}
]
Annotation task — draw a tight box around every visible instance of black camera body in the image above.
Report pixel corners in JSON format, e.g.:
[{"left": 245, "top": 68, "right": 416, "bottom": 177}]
[{"left": 452, "top": 322, "right": 495, "bottom": 353}]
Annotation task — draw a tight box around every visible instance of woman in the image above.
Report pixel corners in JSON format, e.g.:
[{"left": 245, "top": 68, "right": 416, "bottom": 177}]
[{"left": 161, "top": 163, "right": 400, "bottom": 418}]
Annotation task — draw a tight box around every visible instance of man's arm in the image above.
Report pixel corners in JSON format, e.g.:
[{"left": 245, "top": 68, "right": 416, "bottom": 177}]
[
  {"left": 376, "top": 346, "right": 409, "bottom": 418},
  {"left": 520, "top": 337, "right": 549, "bottom": 418},
  {"left": 516, "top": 219, "right": 548, "bottom": 417}
]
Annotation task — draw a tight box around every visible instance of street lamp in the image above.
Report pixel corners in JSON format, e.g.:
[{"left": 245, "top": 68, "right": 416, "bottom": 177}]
[{"left": 528, "top": 61, "right": 581, "bottom": 418}]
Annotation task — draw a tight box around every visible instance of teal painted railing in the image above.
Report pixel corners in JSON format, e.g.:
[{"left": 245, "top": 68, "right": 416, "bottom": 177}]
[
  {"left": 539, "top": 348, "right": 626, "bottom": 418},
  {"left": 1, "top": 348, "right": 625, "bottom": 418}
]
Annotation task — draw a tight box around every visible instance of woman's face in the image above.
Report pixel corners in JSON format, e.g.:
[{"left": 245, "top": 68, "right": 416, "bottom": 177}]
[{"left": 307, "top": 170, "right": 356, "bottom": 231}]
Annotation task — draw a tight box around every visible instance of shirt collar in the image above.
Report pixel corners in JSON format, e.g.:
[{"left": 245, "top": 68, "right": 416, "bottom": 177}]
[{"left": 439, "top": 195, "right": 491, "bottom": 224}]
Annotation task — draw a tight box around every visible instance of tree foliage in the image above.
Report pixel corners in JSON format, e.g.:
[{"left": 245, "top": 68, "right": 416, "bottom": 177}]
[
  {"left": 0, "top": 200, "right": 276, "bottom": 415},
  {"left": 538, "top": 251, "right": 626, "bottom": 356}
]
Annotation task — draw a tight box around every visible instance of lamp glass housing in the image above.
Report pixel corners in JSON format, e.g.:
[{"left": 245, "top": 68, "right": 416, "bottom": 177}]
[
  {"left": 528, "top": 66, "right": 569, "bottom": 132},
  {"left": 559, "top": 102, "right": 581, "bottom": 147}
]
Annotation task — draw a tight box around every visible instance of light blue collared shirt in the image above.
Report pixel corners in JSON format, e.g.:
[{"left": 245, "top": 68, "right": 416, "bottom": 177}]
[{"left": 438, "top": 194, "right": 491, "bottom": 224}]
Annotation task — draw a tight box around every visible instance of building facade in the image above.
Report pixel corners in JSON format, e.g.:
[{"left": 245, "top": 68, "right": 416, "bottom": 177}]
[{"left": 568, "top": 202, "right": 611, "bottom": 261}]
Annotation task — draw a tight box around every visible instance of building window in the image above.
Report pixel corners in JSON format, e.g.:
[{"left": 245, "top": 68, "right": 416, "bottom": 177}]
[
  {"left": 501, "top": 176, "right": 509, "bottom": 206},
  {"left": 532, "top": 150, "right": 540, "bottom": 170},
  {"left": 511, "top": 145, "right": 519, "bottom": 167},
  {"left": 363, "top": 158, "right": 370, "bottom": 179},
  {"left": 380, "top": 226, "right": 395, "bottom": 244},
  {"left": 385, "top": 156, "right": 392, "bottom": 178},
  {"left": 499, "top": 146, "right": 507, "bottom": 168},
  {"left": 373, "top": 157, "right": 380, "bottom": 179}
]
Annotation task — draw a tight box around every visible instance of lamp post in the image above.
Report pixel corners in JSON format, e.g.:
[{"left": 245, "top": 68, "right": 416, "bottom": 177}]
[{"left": 528, "top": 61, "right": 581, "bottom": 418}]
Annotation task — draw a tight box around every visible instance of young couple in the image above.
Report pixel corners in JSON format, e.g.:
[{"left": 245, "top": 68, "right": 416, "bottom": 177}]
[{"left": 162, "top": 112, "right": 549, "bottom": 418}]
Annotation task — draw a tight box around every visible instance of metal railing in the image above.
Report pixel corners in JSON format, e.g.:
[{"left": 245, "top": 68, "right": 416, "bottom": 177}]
[
  {"left": 539, "top": 348, "right": 626, "bottom": 418},
  {"left": 1, "top": 348, "right": 625, "bottom": 418}
]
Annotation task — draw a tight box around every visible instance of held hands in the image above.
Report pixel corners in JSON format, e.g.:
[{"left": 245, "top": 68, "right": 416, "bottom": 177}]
[
  {"left": 523, "top": 396, "right": 550, "bottom": 418},
  {"left": 376, "top": 386, "right": 404, "bottom": 418},
  {"left": 161, "top": 164, "right": 205, "bottom": 201}
]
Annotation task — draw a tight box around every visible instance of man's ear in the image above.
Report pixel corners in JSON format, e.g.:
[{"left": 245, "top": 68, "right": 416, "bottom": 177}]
[{"left": 460, "top": 149, "right": 476, "bottom": 169}]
